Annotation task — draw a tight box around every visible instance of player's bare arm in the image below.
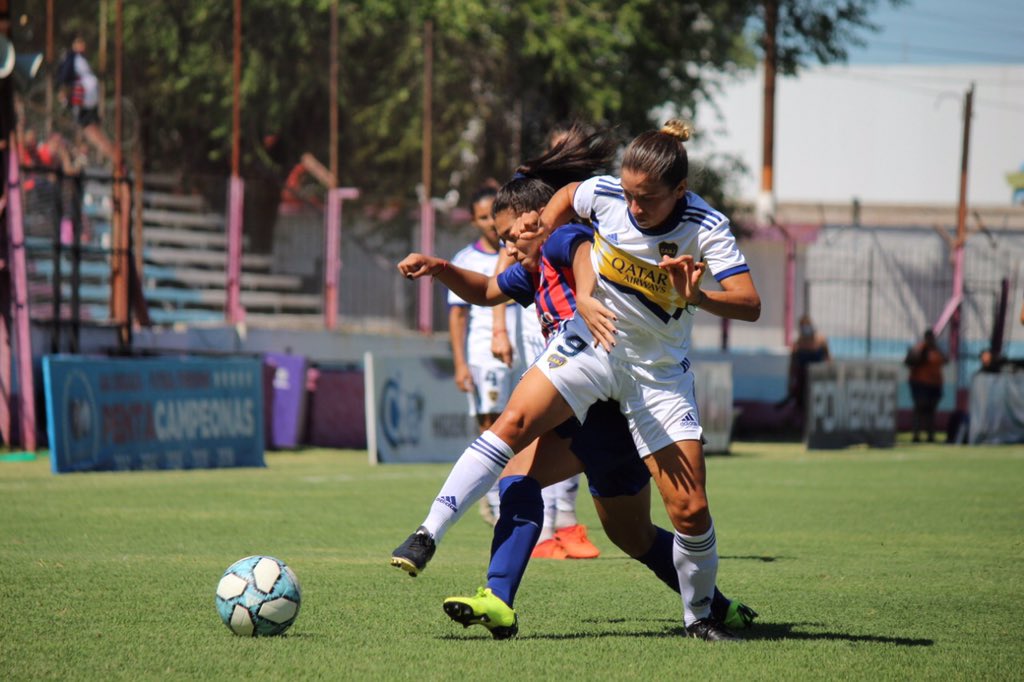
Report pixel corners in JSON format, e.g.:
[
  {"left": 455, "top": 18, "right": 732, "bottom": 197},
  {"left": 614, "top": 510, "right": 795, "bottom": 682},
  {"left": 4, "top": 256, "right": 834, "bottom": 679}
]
[
  {"left": 659, "top": 254, "right": 761, "bottom": 323},
  {"left": 397, "top": 252, "right": 510, "bottom": 306},
  {"left": 571, "top": 241, "right": 618, "bottom": 352}
]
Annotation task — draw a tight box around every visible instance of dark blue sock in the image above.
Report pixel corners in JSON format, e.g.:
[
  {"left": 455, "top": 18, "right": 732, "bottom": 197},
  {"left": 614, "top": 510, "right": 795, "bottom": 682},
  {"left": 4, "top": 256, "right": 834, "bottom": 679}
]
[
  {"left": 486, "top": 475, "right": 543, "bottom": 607},
  {"left": 636, "top": 526, "right": 731, "bottom": 614},
  {"left": 636, "top": 526, "right": 680, "bottom": 592}
]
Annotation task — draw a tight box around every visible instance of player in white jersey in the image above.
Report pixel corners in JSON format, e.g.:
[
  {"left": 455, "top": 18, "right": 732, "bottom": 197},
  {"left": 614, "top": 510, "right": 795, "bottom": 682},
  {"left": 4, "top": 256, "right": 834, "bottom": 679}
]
[
  {"left": 437, "top": 120, "right": 761, "bottom": 641},
  {"left": 447, "top": 187, "right": 518, "bottom": 429}
]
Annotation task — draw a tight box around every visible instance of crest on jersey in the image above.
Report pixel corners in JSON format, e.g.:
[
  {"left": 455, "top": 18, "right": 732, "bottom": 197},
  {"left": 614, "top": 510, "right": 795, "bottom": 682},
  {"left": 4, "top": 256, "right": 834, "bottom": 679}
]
[
  {"left": 658, "top": 241, "right": 678, "bottom": 258},
  {"left": 547, "top": 354, "right": 567, "bottom": 369},
  {"left": 488, "top": 390, "right": 498, "bottom": 402}
]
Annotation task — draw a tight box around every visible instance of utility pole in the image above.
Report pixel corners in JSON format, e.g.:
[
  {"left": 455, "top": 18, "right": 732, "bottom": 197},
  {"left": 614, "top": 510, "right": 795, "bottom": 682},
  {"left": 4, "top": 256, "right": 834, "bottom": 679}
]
[
  {"left": 225, "top": 0, "right": 245, "bottom": 324},
  {"left": 109, "top": 0, "right": 130, "bottom": 348},
  {"left": 949, "top": 83, "right": 974, "bottom": 407},
  {"left": 417, "top": 19, "right": 434, "bottom": 333},
  {"left": 757, "top": 0, "right": 778, "bottom": 227},
  {"left": 329, "top": 0, "right": 339, "bottom": 185}
]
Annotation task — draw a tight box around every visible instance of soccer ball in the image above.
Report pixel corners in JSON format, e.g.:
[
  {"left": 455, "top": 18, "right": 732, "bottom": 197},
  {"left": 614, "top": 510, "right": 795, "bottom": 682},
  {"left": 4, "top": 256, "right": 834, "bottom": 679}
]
[{"left": 215, "top": 555, "right": 302, "bottom": 636}]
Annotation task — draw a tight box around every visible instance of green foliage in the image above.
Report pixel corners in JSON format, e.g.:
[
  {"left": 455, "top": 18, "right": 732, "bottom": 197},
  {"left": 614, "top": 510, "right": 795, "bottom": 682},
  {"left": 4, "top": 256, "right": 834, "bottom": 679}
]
[
  {"left": 15, "top": 0, "right": 901, "bottom": 212},
  {"left": 0, "top": 441, "right": 1021, "bottom": 679}
]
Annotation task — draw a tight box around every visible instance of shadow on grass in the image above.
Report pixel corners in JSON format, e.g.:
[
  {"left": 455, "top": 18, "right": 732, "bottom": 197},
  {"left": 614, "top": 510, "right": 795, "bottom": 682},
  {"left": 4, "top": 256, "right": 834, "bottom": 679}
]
[
  {"left": 744, "top": 621, "right": 933, "bottom": 646},
  {"left": 439, "top": 620, "right": 933, "bottom": 646},
  {"left": 599, "top": 554, "right": 786, "bottom": 564}
]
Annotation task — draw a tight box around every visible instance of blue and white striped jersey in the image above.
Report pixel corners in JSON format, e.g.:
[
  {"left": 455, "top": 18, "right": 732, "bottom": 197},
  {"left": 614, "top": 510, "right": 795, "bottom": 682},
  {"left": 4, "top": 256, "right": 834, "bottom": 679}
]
[{"left": 573, "top": 175, "right": 750, "bottom": 366}]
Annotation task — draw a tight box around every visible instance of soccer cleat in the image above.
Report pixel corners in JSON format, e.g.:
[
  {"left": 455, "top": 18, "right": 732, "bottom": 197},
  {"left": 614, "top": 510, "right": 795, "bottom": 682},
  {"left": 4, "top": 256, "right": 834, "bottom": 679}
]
[
  {"left": 389, "top": 526, "right": 436, "bottom": 577},
  {"left": 685, "top": 618, "right": 742, "bottom": 642},
  {"left": 723, "top": 601, "right": 758, "bottom": 630},
  {"left": 530, "top": 537, "right": 569, "bottom": 559},
  {"left": 443, "top": 587, "right": 519, "bottom": 640},
  {"left": 554, "top": 524, "right": 600, "bottom": 559}
]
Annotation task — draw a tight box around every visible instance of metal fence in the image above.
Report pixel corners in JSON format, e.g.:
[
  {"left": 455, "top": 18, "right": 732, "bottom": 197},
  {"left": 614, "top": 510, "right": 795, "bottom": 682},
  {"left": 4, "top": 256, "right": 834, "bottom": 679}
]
[{"left": 805, "top": 224, "right": 1024, "bottom": 385}]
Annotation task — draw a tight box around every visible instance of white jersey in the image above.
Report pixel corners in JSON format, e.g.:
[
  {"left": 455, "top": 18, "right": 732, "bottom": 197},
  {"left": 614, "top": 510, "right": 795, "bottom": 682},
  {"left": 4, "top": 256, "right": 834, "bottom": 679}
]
[
  {"left": 573, "top": 176, "right": 749, "bottom": 367},
  {"left": 516, "top": 304, "right": 548, "bottom": 366},
  {"left": 73, "top": 54, "right": 100, "bottom": 108},
  {"left": 448, "top": 240, "right": 518, "bottom": 367}
]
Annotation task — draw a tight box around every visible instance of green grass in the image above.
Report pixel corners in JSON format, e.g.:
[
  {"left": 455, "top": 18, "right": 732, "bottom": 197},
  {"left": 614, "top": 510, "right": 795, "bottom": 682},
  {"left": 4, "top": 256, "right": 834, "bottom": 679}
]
[{"left": 1, "top": 441, "right": 1022, "bottom": 680}]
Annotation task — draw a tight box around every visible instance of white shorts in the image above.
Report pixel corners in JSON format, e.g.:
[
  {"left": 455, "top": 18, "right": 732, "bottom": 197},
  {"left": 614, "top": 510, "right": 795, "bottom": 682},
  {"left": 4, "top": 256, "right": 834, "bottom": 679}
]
[
  {"left": 468, "top": 360, "right": 515, "bottom": 417},
  {"left": 535, "top": 316, "right": 702, "bottom": 456}
]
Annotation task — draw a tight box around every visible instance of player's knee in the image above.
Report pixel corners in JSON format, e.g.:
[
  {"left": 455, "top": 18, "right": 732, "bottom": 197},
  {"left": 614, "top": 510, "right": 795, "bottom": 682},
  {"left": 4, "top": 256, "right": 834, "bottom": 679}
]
[
  {"left": 491, "top": 407, "right": 530, "bottom": 447},
  {"left": 664, "top": 494, "right": 710, "bottom": 533}
]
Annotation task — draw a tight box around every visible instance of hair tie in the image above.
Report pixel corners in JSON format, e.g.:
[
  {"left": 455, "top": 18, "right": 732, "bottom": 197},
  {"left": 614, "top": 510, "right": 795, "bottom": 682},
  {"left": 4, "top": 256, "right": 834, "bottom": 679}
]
[{"left": 512, "top": 171, "right": 528, "bottom": 180}]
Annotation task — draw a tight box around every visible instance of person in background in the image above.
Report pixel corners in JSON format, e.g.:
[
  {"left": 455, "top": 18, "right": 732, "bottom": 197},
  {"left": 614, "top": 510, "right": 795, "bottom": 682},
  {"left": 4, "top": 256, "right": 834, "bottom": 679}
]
[
  {"left": 905, "top": 330, "right": 947, "bottom": 443},
  {"left": 62, "top": 36, "right": 115, "bottom": 164},
  {"left": 781, "top": 314, "right": 830, "bottom": 412}
]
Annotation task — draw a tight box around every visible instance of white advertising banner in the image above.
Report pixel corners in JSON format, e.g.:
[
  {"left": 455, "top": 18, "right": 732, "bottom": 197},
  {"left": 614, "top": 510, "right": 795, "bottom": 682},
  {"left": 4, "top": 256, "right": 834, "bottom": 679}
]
[
  {"left": 696, "top": 362, "right": 733, "bottom": 454},
  {"left": 364, "top": 353, "right": 476, "bottom": 464}
]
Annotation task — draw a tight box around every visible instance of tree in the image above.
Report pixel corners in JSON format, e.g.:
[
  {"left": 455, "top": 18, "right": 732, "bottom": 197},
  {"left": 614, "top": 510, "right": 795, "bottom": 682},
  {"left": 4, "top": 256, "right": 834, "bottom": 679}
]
[{"left": 14, "top": 0, "right": 902, "bottom": 251}]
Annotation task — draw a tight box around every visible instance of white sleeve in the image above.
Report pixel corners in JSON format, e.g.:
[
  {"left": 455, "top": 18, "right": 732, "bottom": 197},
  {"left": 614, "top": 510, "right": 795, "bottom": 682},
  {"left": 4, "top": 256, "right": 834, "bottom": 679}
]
[
  {"left": 699, "top": 218, "right": 750, "bottom": 282},
  {"left": 446, "top": 249, "right": 471, "bottom": 306},
  {"left": 570, "top": 176, "right": 604, "bottom": 221}
]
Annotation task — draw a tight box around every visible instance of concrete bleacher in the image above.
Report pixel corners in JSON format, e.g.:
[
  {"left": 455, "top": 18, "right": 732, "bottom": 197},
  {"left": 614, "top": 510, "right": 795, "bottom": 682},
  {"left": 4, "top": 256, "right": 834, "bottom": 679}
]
[{"left": 26, "top": 175, "right": 323, "bottom": 327}]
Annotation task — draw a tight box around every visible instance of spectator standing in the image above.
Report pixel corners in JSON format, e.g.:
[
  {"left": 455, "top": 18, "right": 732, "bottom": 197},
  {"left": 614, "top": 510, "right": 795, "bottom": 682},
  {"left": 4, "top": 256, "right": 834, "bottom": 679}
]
[
  {"left": 61, "top": 36, "right": 115, "bottom": 164},
  {"left": 905, "top": 330, "right": 947, "bottom": 442}
]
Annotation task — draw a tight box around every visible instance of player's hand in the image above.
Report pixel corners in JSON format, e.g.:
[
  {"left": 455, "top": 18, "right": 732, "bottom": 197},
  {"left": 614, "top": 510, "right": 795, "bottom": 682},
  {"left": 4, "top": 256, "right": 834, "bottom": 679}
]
[
  {"left": 514, "top": 211, "right": 546, "bottom": 269},
  {"left": 491, "top": 331, "right": 514, "bottom": 367},
  {"left": 453, "top": 364, "right": 474, "bottom": 393},
  {"left": 659, "top": 255, "right": 706, "bottom": 306},
  {"left": 397, "top": 253, "right": 445, "bottom": 280},
  {"left": 576, "top": 295, "right": 617, "bottom": 352}
]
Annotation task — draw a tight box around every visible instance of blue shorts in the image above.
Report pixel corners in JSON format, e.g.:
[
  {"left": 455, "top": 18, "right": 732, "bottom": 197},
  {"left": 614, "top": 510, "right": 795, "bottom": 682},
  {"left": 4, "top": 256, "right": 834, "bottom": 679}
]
[{"left": 555, "top": 400, "right": 650, "bottom": 498}]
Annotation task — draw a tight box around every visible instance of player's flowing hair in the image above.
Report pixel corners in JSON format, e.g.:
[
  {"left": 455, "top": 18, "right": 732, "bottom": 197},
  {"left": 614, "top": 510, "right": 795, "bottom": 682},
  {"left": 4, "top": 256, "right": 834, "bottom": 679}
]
[{"left": 493, "top": 123, "right": 617, "bottom": 216}]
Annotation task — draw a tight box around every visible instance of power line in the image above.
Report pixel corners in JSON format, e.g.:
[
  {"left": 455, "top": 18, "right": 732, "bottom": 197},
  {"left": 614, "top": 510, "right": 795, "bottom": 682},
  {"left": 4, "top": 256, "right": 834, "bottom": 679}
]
[
  {"left": 910, "top": 9, "right": 1024, "bottom": 42},
  {"left": 864, "top": 40, "right": 1023, "bottom": 64}
]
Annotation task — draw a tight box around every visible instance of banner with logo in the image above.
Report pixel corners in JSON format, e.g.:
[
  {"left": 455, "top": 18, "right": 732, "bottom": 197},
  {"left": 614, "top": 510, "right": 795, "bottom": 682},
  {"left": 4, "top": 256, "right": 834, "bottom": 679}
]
[
  {"left": 806, "top": 361, "right": 898, "bottom": 449},
  {"left": 43, "top": 355, "right": 265, "bottom": 473},
  {"left": 364, "top": 353, "right": 475, "bottom": 464}
]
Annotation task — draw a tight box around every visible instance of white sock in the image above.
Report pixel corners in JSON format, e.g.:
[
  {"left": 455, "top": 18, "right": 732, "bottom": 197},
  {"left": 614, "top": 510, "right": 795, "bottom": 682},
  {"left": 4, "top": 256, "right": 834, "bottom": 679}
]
[
  {"left": 538, "top": 484, "right": 558, "bottom": 542},
  {"left": 421, "top": 431, "right": 513, "bottom": 543},
  {"left": 553, "top": 475, "right": 581, "bottom": 529},
  {"left": 673, "top": 523, "right": 719, "bottom": 626},
  {"left": 484, "top": 482, "right": 501, "bottom": 521}
]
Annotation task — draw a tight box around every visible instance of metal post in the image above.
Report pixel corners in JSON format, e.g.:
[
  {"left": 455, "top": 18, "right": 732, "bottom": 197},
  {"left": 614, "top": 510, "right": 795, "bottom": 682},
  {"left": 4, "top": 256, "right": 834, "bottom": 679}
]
[
  {"left": 6, "top": 134, "right": 37, "bottom": 450},
  {"left": 323, "top": 187, "right": 359, "bottom": 330},
  {"left": 226, "top": 0, "right": 244, "bottom": 324},
  {"left": 866, "top": 247, "right": 873, "bottom": 357}
]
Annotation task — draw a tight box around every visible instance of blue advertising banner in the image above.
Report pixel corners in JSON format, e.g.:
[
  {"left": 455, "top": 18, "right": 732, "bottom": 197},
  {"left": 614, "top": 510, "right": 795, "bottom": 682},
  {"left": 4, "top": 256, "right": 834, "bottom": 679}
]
[{"left": 43, "top": 355, "right": 265, "bottom": 473}]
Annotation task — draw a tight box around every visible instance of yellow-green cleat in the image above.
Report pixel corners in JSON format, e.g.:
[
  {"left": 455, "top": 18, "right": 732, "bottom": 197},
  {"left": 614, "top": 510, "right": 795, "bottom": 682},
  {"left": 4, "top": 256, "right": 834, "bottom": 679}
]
[
  {"left": 723, "top": 600, "right": 758, "bottom": 630},
  {"left": 443, "top": 587, "right": 519, "bottom": 640}
]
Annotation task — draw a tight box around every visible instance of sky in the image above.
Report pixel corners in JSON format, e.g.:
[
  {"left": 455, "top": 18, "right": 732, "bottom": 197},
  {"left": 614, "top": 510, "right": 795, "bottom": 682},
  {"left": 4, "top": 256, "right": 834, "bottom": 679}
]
[{"left": 846, "top": 0, "right": 1024, "bottom": 65}]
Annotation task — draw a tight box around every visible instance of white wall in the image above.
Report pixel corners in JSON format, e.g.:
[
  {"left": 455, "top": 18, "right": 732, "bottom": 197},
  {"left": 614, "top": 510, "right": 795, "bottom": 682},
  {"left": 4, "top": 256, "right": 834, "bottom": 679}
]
[{"left": 694, "top": 64, "right": 1024, "bottom": 206}]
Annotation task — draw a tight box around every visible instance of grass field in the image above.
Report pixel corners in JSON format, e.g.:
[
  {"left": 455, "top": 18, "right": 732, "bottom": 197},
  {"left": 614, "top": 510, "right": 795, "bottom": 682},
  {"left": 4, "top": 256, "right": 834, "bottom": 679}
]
[{"left": 1, "top": 441, "right": 1022, "bottom": 680}]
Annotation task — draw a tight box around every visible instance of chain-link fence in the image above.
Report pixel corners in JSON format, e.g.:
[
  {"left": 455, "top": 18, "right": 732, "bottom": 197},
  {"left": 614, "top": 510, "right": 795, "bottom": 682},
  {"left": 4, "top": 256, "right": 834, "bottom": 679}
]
[{"left": 805, "top": 224, "right": 1024, "bottom": 386}]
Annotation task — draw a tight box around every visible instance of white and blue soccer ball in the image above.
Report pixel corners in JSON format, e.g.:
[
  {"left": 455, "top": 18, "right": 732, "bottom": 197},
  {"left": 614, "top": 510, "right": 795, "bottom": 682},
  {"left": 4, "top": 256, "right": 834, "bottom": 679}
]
[{"left": 215, "top": 555, "right": 302, "bottom": 637}]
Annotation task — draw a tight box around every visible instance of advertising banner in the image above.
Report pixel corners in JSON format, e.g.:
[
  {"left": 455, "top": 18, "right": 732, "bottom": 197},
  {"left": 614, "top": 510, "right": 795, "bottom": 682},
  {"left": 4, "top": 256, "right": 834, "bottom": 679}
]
[
  {"left": 364, "top": 353, "right": 475, "bottom": 464},
  {"left": 806, "top": 361, "right": 898, "bottom": 449},
  {"left": 696, "top": 362, "right": 733, "bottom": 454},
  {"left": 43, "top": 355, "right": 265, "bottom": 473},
  {"left": 265, "top": 353, "right": 308, "bottom": 449}
]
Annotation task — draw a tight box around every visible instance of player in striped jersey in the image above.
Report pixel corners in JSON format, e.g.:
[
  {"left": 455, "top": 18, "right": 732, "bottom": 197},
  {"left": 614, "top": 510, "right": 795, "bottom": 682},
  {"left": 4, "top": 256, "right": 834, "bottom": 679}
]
[{"left": 438, "top": 120, "right": 761, "bottom": 641}]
